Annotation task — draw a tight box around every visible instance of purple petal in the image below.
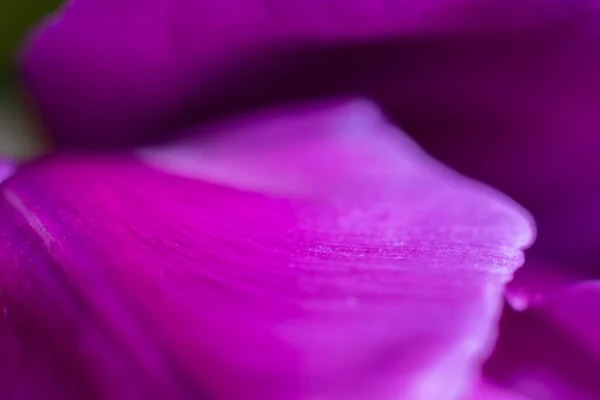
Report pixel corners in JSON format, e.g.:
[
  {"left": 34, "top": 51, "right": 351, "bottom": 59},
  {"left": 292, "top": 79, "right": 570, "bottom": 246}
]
[
  {"left": 505, "top": 258, "right": 587, "bottom": 310},
  {"left": 541, "top": 283, "right": 600, "bottom": 361},
  {"left": 20, "top": 0, "right": 589, "bottom": 146},
  {"left": 0, "top": 100, "right": 534, "bottom": 399},
  {"left": 486, "top": 283, "right": 600, "bottom": 400},
  {"left": 466, "top": 380, "right": 529, "bottom": 400},
  {"left": 385, "top": 8, "right": 600, "bottom": 271}
]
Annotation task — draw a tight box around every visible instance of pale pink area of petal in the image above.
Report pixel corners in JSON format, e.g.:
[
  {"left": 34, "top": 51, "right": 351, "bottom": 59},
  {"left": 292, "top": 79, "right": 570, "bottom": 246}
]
[{"left": 0, "top": 100, "right": 534, "bottom": 399}]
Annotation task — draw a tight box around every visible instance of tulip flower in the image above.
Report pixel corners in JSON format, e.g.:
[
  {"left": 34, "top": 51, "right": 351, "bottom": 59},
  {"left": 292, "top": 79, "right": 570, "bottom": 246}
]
[{"left": 2, "top": 0, "right": 600, "bottom": 399}]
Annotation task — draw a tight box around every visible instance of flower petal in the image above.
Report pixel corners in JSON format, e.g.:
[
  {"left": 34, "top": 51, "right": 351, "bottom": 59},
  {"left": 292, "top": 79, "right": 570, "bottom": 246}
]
[
  {"left": 485, "top": 283, "right": 600, "bottom": 400},
  {"left": 466, "top": 380, "right": 530, "bottom": 400},
  {"left": 382, "top": 9, "right": 600, "bottom": 271},
  {"left": 0, "top": 100, "right": 534, "bottom": 399},
  {"left": 505, "top": 258, "right": 588, "bottom": 310},
  {"left": 20, "top": 0, "right": 591, "bottom": 145},
  {"left": 0, "top": 158, "right": 16, "bottom": 183}
]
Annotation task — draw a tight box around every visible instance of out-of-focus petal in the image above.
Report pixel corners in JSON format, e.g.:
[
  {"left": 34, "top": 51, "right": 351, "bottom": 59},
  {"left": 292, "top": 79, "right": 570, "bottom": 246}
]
[
  {"left": 0, "top": 158, "right": 16, "bottom": 182},
  {"left": 505, "top": 258, "right": 588, "bottom": 310},
  {"left": 485, "top": 283, "right": 600, "bottom": 400},
  {"left": 466, "top": 380, "right": 530, "bottom": 400},
  {"left": 19, "top": 0, "right": 592, "bottom": 146},
  {"left": 541, "top": 283, "right": 600, "bottom": 361},
  {"left": 0, "top": 100, "right": 534, "bottom": 399}
]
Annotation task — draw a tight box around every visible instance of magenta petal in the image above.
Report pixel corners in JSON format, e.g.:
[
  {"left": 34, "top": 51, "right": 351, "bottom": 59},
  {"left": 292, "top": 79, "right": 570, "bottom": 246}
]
[
  {"left": 0, "top": 100, "right": 534, "bottom": 399},
  {"left": 506, "top": 258, "right": 586, "bottom": 310},
  {"left": 540, "top": 283, "right": 600, "bottom": 361},
  {"left": 20, "top": 0, "right": 589, "bottom": 145},
  {"left": 466, "top": 380, "right": 529, "bottom": 400},
  {"left": 486, "top": 283, "right": 600, "bottom": 400},
  {"left": 382, "top": 9, "right": 600, "bottom": 270}
]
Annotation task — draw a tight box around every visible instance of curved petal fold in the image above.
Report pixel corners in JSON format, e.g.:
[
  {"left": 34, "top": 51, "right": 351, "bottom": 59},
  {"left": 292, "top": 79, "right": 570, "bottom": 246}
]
[{"left": 0, "top": 100, "right": 534, "bottom": 399}]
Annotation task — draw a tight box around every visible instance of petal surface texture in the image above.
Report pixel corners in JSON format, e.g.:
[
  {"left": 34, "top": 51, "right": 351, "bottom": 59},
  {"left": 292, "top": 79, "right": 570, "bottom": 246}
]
[{"left": 0, "top": 100, "right": 534, "bottom": 399}]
